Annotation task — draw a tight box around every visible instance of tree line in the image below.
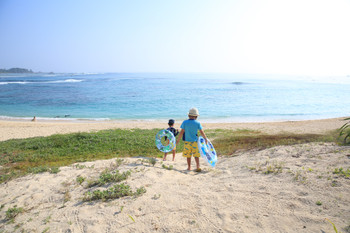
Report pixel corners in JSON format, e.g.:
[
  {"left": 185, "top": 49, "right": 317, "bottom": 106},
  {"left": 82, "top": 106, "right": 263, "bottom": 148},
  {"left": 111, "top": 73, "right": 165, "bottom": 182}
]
[{"left": 0, "top": 68, "right": 33, "bottom": 73}]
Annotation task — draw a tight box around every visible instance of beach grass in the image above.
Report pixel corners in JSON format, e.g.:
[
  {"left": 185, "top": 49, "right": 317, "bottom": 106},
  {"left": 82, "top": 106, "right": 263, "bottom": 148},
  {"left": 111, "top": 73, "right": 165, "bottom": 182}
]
[
  {"left": 82, "top": 183, "right": 145, "bottom": 202},
  {"left": 5, "top": 205, "right": 24, "bottom": 222},
  {"left": 0, "top": 128, "right": 338, "bottom": 183},
  {"left": 0, "top": 129, "right": 168, "bottom": 183},
  {"left": 210, "top": 129, "right": 337, "bottom": 155}
]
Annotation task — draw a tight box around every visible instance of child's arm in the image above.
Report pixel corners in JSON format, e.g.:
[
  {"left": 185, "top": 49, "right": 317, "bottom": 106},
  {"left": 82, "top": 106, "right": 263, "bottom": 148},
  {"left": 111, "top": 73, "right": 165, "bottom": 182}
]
[
  {"left": 174, "top": 128, "right": 179, "bottom": 137},
  {"left": 176, "top": 129, "right": 184, "bottom": 145},
  {"left": 199, "top": 129, "right": 208, "bottom": 144}
]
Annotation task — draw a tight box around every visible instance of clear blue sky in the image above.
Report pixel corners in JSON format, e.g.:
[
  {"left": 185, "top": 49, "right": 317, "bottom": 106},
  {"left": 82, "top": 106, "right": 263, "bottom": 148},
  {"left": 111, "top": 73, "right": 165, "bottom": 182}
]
[{"left": 1, "top": 0, "right": 349, "bottom": 75}]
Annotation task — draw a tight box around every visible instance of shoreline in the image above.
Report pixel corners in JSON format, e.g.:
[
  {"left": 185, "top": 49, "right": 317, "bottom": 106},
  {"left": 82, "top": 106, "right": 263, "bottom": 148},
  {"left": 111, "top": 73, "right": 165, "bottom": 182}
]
[
  {"left": 0, "top": 116, "right": 347, "bottom": 142},
  {"left": 1, "top": 114, "right": 348, "bottom": 123}
]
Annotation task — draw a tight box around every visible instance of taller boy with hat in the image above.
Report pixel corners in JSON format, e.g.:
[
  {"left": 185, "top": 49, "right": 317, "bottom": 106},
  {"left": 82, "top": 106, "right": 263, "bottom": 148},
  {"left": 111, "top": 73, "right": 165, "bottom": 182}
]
[{"left": 176, "top": 107, "right": 208, "bottom": 171}]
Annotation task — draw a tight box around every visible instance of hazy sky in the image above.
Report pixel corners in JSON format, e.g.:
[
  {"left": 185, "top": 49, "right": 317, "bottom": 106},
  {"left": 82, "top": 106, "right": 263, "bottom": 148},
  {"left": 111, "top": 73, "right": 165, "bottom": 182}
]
[{"left": 1, "top": 0, "right": 349, "bottom": 75}]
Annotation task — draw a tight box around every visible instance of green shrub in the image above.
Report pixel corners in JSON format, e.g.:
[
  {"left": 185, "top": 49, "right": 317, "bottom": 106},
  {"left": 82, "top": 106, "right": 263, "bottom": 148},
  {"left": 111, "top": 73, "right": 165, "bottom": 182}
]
[
  {"left": 333, "top": 167, "right": 350, "bottom": 178},
  {"left": 339, "top": 117, "right": 350, "bottom": 144},
  {"left": 87, "top": 169, "right": 131, "bottom": 188},
  {"left": 76, "top": 175, "right": 85, "bottom": 185},
  {"left": 83, "top": 183, "right": 146, "bottom": 202},
  {"left": 162, "top": 164, "right": 173, "bottom": 170},
  {"left": 149, "top": 158, "right": 157, "bottom": 166},
  {"left": 49, "top": 167, "right": 60, "bottom": 174},
  {"left": 83, "top": 183, "right": 134, "bottom": 201},
  {"left": 27, "top": 166, "right": 49, "bottom": 174},
  {"left": 135, "top": 186, "right": 147, "bottom": 196},
  {"left": 6, "top": 206, "right": 23, "bottom": 220}
]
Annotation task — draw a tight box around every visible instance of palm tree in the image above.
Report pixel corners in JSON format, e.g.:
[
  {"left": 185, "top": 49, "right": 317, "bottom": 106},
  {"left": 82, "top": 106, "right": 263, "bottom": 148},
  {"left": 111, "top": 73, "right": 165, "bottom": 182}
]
[{"left": 339, "top": 117, "right": 350, "bottom": 144}]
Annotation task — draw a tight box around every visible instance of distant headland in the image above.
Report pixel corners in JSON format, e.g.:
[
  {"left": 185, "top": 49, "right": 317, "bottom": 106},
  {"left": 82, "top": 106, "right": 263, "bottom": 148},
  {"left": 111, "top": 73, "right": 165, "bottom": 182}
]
[
  {"left": 0, "top": 68, "right": 57, "bottom": 74},
  {"left": 0, "top": 68, "right": 34, "bottom": 73}
]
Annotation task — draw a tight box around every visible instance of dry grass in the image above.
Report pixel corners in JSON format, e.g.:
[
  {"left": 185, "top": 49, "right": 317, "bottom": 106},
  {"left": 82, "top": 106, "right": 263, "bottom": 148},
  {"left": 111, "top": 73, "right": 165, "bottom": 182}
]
[{"left": 207, "top": 129, "right": 337, "bottom": 156}]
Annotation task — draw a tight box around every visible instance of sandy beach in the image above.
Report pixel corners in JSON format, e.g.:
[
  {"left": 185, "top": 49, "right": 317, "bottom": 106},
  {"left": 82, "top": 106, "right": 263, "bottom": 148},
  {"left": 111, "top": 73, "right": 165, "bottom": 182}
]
[
  {"left": 1, "top": 117, "right": 350, "bottom": 232},
  {"left": 0, "top": 117, "right": 347, "bottom": 142}
]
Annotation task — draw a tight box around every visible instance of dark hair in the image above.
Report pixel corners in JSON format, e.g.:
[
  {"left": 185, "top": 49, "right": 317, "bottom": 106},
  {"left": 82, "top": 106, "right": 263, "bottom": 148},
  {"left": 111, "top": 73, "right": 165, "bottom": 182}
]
[{"left": 168, "top": 119, "right": 175, "bottom": 125}]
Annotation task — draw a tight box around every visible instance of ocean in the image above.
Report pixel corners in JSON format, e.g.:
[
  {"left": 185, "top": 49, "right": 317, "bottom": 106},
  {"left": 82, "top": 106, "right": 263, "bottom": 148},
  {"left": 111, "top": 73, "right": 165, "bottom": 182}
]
[{"left": 0, "top": 73, "right": 349, "bottom": 122}]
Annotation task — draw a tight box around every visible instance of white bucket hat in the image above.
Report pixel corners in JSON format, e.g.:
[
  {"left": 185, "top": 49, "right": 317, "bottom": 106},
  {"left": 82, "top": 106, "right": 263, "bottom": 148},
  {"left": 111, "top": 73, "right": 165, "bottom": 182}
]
[{"left": 188, "top": 107, "right": 199, "bottom": 116}]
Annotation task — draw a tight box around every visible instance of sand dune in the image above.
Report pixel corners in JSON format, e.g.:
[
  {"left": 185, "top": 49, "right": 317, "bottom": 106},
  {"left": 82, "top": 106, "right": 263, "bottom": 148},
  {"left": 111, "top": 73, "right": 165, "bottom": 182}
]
[
  {"left": 1, "top": 117, "right": 349, "bottom": 232},
  {"left": 1, "top": 142, "right": 349, "bottom": 232}
]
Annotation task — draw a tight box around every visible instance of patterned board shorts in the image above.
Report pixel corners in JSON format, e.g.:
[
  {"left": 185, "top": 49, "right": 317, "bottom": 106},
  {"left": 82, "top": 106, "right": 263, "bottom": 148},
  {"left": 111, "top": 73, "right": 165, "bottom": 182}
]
[{"left": 183, "top": 141, "right": 201, "bottom": 158}]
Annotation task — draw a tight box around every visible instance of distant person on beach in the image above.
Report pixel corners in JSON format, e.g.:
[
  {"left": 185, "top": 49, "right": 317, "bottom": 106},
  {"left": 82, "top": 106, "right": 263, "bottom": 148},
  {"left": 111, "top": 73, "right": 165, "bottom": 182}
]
[
  {"left": 31, "top": 116, "right": 36, "bottom": 122},
  {"left": 163, "top": 119, "right": 179, "bottom": 161},
  {"left": 177, "top": 108, "right": 208, "bottom": 172}
]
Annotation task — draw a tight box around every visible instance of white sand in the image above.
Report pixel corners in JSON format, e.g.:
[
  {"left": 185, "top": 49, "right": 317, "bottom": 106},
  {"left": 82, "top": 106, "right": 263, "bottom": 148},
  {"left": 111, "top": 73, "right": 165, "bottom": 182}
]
[
  {"left": 0, "top": 117, "right": 349, "bottom": 232},
  {"left": 0, "top": 143, "right": 349, "bottom": 232}
]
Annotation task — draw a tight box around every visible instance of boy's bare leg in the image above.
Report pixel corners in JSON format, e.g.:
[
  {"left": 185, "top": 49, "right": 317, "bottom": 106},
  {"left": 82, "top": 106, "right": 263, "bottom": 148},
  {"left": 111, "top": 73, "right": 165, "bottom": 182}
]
[
  {"left": 195, "top": 157, "right": 200, "bottom": 170},
  {"left": 172, "top": 150, "right": 176, "bottom": 161},
  {"left": 187, "top": 157, "right": 191, "bottom": 170},
  {"left": 163, "top": 153, "right": 167, "bottom": 161}
]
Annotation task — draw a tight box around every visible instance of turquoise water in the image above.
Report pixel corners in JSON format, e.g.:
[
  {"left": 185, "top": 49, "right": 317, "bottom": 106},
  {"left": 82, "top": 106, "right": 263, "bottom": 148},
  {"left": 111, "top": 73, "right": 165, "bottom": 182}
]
[{"left": 0, "top": 73, "right": 349, "bottom": 122}]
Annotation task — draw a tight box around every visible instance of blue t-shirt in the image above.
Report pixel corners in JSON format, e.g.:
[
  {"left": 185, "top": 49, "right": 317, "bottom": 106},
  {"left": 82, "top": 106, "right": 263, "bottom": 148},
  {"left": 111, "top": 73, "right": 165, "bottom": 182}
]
[{"left": 180, "top": 119, "right": 202, "bottom": 142}]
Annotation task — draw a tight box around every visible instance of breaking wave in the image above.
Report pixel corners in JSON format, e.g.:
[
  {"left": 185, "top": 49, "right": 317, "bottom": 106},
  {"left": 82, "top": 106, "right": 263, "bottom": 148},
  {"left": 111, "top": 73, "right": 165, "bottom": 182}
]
[{"left": 0, "top": 79, "right": 83, "bottom": 85}]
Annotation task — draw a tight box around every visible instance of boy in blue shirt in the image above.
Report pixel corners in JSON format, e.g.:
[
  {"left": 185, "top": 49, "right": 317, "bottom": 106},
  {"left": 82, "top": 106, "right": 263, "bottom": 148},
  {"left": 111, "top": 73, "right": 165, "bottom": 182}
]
[{"left": 176, "top": 108, "right": 208, "bottom": 172}]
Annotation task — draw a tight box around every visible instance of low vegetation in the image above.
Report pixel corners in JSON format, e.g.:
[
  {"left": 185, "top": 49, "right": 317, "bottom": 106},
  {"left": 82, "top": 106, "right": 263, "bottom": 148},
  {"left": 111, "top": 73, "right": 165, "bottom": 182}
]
[
  {"left": 210, "top": 129, "right": 337, "bottom": 156},
  {"left": 83, "top": 183, "right": 146, "bottom": 202},
  {"left": 339, "top": 117, "right": 350, "bottom": 144},
  {"left": 247, "top": 160, "right": 284, "bottom": 174},
  {"left": 0, "top": 128, "right": 338, "bottom": 183},
  {"left": 86, "top": 169, "right": 131, "bottom": 188},
  {"left": 0, "top": 129, "right": 172, "bottom": 183},
  {"left": 162, "top": 164, "right": 174, "bottom": 170},
  {"left": 82, "top": 164, "right": 146, "bottom": 202},
  {"left": 5, "top": 205, "right": 24, "bottom": 220},
  {"left": 333, "top": 167, "right": 350, "bottom": 178}
]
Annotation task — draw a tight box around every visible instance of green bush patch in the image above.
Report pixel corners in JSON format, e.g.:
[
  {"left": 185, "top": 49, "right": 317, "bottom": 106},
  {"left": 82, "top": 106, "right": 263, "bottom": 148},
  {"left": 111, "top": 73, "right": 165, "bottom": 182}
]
[
  {"left": 0, "top": 128, "right": 337, "bottom": 183},
  {"left": 6, "top": 206, "right": 24, "bottom": 220},
  {"left": 87, "top": 169, "right": 131, "bottom": 188},
  {"left": 333, "top": 167, "right": 350, "bottom": 178}
]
